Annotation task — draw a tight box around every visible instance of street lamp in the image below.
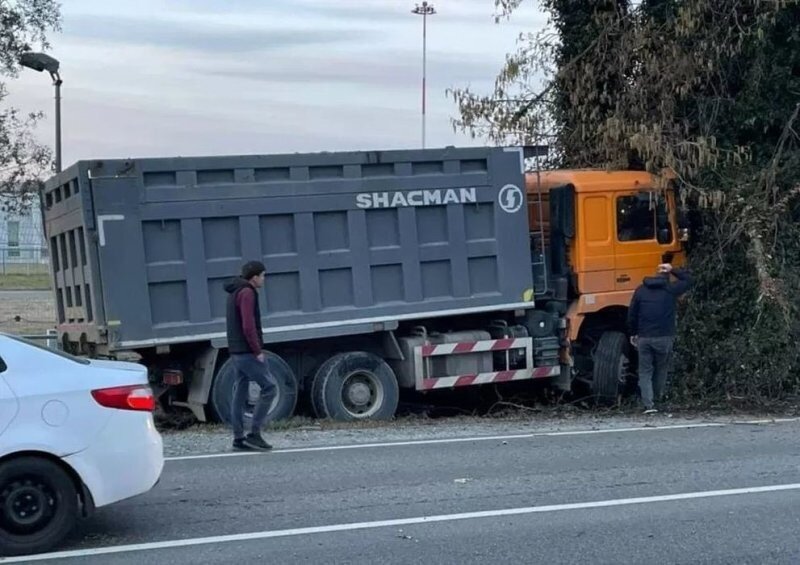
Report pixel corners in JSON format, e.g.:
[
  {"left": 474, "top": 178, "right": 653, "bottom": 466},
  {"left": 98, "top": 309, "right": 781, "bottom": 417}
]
[
  {"left": 20, "top": 52, "right": 62, "bottom": 172},
  {"left": 412, "top": 1, "right": 436, "bottom": 149}
]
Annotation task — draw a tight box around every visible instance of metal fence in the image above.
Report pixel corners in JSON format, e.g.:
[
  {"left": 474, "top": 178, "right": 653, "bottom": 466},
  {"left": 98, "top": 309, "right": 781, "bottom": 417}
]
[
  {"left": 0, "top": 245, "right": 50, "bottom": 275},
  {"left": 15, "top": 329, "right": 59, "bottom": 349}
]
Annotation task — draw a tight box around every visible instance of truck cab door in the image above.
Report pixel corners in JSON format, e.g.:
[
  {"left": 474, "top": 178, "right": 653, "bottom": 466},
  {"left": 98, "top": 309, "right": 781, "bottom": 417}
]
[
  {"left": 574, "top": 192, "right": 616, "bottom": 294},
  {"left": 613, "top": 191, "right": 675, "bottom": 291}
]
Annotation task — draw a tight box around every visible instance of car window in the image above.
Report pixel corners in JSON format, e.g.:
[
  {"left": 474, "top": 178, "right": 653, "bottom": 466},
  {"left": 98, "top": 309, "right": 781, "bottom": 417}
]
[{"left": 4, "top": 334, "right": 90, "bottom": 365}]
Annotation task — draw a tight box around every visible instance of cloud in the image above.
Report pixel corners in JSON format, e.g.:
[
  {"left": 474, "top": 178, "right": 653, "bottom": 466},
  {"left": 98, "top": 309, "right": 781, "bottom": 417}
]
[
  {"left": 65, "top": 13, "right": 373, "bottom": 54},
  {"left": 197, "top": 51, "right": 502, "bottom": 90},
  {"left": 161, "top": 0, "right": 508, "bottom": 25},
  {"left": 9, "top": 0, "right": 546, "bottom": 165}
]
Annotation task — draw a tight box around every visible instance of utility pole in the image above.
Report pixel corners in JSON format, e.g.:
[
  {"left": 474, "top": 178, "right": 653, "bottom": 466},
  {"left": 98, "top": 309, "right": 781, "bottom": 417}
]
[{"left": 412, "top": 2, "right": 436, "bottom": 149}]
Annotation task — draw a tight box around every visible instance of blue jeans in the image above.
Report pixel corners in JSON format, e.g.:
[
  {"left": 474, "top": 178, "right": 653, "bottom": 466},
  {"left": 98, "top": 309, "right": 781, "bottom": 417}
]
[
  {"left": 230, "top": 353, "right": 277, "bottom": 439},
  {"left": 637, "top": 336, "right": 674, "bottom": 409}
]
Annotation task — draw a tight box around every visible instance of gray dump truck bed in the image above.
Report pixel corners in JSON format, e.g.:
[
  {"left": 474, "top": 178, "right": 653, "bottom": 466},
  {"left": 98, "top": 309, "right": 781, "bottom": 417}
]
[{"left": 42, "top": 146, "right": 533, "bottom": 351}]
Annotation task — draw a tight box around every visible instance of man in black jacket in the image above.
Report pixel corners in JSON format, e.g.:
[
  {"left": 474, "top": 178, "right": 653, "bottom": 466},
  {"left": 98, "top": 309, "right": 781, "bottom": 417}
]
[
  {"left": 225, "top": 260, "right": 276, "bottom": 450},
  {"left": 628, "top": 263, "right": 692, "bottom": 414}
]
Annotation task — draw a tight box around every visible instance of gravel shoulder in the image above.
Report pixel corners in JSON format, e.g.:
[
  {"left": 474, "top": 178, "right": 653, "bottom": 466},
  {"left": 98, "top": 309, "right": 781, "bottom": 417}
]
[{"left": 159, "top": 410, "right": 799, "bottom": 457}]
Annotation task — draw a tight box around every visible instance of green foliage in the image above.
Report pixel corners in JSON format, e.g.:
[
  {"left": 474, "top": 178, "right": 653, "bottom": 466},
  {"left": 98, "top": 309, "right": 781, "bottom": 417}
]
[
  {"left": 0, "top": 0, "right": 61, "bottom": 212},
  {"left": 456, "top": 0, "right": 800, "bottom": 405}
]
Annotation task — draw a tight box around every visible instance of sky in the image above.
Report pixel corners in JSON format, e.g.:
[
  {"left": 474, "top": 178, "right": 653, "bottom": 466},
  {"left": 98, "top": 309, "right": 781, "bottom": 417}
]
[{"left": 8, "top": 0, "right": 545, "bottom": 165}]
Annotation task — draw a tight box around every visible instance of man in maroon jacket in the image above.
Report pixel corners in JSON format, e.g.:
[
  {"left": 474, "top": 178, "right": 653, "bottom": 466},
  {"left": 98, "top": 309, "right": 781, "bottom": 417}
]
[{"left": 224, "top": 261, "right": 276, "bottom": 450}]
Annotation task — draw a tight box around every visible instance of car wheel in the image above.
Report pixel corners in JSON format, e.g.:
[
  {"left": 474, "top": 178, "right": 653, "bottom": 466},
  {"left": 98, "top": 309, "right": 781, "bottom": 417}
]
[
  {"left": 0, "top": 456, "right": 78, "bottom": 557},
  {"left": 211, "top": 351, "right": 298, "bottom": 427}
]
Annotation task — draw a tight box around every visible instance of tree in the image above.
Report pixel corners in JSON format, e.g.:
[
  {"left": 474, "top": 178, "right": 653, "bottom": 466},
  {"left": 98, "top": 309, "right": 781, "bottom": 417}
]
[
  {"left": 453, "top": 0, "right": 800, "bottom": 404},
  {"left": 0, "top": 0, "right": 61, "bottom": 212}
]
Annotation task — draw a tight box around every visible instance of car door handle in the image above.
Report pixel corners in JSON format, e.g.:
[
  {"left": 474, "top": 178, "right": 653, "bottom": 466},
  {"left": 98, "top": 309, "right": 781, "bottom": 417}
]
[{"left": 617, "top": 274, "right": 631, "bottom": 283}]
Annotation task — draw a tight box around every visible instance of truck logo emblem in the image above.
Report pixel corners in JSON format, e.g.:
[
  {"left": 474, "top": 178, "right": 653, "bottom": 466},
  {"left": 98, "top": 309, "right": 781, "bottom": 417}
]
[
  {"left": 498, "top": 184, "right": 524, "bottom": 213},
  {"left": 355, "top": 188, "right": 477, "bottom": 209}
]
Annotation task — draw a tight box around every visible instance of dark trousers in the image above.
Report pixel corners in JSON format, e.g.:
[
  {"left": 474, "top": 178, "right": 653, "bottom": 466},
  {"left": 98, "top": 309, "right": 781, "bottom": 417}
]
[
  {"left": 638, "top": 336, "right": 674, "bottom": 408},
  {"left": 230, "top": 353, "right": 277, "bottom": 438}
]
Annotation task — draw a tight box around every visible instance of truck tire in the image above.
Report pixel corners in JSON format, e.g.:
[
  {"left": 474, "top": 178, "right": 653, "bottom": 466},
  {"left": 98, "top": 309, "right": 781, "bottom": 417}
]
[
  {"left": 0, "top": 456, "right": 78, "bottom": 557},
  {"left": 309, "top": 357, "right": 333, "bottom": 419},
  {"left": 211, "top": 351, "right": 298, "bottom": 427},
  {"left": 592, "top": 331, "right": 629, "bottom": 406},
  {"left": 311, "top": 352, "right": 399, "bottom": 421}
]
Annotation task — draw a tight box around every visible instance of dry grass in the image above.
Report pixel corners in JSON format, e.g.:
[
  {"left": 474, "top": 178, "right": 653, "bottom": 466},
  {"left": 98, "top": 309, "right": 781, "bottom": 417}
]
[{"left": 0, "top": 273, "right": 51, "bottom": 290}]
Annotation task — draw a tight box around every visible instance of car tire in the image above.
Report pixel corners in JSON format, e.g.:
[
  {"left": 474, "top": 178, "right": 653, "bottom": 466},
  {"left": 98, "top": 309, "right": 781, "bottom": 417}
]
[
  {"left": 0, "top": 456, "right": 78, "bottom": 557},
  {"left": 311, "top": 352, "right": 399, "bottom": 421},
  {"left": 211, "top": 351, "right": 298, "bottom": 427}
]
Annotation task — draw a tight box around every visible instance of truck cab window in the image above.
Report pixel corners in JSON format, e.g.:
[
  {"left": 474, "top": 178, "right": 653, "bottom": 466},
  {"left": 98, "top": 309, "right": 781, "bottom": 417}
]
[{"left": 616, "top": 192, "right": 672, "bottom": 243}]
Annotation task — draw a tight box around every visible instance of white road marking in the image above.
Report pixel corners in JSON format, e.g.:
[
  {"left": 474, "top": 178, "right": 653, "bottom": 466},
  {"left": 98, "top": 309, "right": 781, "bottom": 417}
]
[
  {"left": 9, "top": 482, "right": 800, "bottom": 563},
  {"left": 739, "top": 418, "right": 800, "bottom": 425},
  {"left": 165, "top": 422, "right": 729, "bottom": 462}
]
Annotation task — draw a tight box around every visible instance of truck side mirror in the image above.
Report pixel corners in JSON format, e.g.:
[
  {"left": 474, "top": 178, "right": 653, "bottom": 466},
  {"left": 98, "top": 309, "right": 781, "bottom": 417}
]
[
  {"left": 677, "top": 208, "right": 688, "bottom": 228},
  {"left": 677, "top": 209, "right": 690, "bottom": 241}
]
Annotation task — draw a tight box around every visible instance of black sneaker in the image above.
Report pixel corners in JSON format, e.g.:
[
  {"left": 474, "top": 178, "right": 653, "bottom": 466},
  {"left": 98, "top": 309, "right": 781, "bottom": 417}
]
[
  {"left": 244, "top": 433, "right": 273, "bottom": 451},
  {"left": 233, "top": 438, "right": 252, "bottom": 451}
]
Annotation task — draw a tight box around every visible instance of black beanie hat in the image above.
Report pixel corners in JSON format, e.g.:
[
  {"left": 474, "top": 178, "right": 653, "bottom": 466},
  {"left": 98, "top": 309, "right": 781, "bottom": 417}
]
[{"left": 241, "top": 260, "right": 266, "bottom": 280}]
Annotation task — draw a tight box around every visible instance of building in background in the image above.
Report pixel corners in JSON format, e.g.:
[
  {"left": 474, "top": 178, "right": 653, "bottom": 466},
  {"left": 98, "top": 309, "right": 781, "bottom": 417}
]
[{"left": 0, "top": 196, "right": 49, "bottom": 274}]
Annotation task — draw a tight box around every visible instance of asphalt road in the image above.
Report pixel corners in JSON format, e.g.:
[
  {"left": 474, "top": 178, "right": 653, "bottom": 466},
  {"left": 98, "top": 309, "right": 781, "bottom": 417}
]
[{"left": 8, "top": 420, "right": 800, "bottom": 564}]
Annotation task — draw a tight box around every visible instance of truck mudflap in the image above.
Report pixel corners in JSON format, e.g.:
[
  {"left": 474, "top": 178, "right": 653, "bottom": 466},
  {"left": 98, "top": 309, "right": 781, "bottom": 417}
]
[{"left": 413, "top": 337, "right": 562, "bottom": 391}]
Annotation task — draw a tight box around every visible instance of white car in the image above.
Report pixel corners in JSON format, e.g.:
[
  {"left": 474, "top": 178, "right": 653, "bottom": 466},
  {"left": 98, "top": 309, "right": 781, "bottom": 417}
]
[{"left": 0, "top": 333, "right": 164, "bottom": 556}]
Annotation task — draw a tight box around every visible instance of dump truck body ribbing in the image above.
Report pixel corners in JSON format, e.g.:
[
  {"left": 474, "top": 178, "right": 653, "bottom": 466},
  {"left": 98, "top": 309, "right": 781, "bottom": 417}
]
[{"left": 43, "top": 147, "right": 534, "bottom": 351}]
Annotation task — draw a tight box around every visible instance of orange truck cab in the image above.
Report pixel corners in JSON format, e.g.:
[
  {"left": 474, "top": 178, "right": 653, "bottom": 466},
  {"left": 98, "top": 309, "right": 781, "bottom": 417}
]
[{"left": 526, "top": 169, "right": 688, "bottom": 402}]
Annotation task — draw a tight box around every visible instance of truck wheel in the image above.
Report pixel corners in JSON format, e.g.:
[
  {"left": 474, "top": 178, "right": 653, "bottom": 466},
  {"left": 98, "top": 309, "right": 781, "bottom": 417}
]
[
  {"left": 211, "top": 351, "right": 298, "bottom": 427},
  {"left": 309, "top": 358, "right": 332, "bottom": 419},
  {"left": 312, "top": 352, "right": 399, "bottom": 421},
  {"left": 592, "top": 331, "right": 629, "bottom": 406},
  {"left": 0, "top": 456, "right": 78, "bottom": 557}
]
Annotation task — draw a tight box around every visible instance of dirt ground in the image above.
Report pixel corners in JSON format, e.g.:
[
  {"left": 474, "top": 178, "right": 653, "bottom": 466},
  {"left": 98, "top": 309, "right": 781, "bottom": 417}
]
[{"left": 0, "top": 290, "right": 56, "bottom": 335}]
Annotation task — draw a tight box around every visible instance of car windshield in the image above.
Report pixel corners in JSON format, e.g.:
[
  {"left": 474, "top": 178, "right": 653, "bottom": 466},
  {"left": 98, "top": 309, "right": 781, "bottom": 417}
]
[{"left": 4, "top": 334, "right": 90, "bottom": 365}]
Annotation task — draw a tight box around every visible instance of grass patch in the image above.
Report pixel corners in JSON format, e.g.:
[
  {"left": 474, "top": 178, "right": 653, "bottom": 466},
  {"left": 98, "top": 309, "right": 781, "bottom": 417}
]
[{"left": 0, "top": 273, "right": 51, "bottom": 290}]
